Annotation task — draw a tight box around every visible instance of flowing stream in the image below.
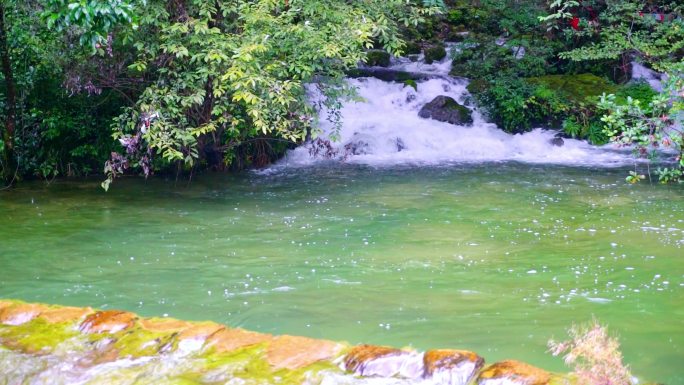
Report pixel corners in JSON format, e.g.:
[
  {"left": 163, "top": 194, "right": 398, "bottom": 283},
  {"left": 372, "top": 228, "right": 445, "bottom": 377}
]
[
  {"left": 1, "top": 51, "right": 683, "bottom": 384},
  {"left": 281, "top": 47, "right": 635, "bottom": 169},
  {"left": 1, "top": 166, "right": 683, "bottom": 383}
]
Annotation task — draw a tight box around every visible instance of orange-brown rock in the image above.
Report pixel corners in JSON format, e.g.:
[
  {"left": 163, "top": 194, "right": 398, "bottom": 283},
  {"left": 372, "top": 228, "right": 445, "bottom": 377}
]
[
  {"left": 38, "top": 306, "right": 94, "bottom": 324},
  {"left": 205, "top": 327, "right": 272, "bottom": 353},
  {"left": 79, "top": 310, "right": 136, "bottom": 334},
  {"left": 267, "top": 335, "right": 341, "bottom": 370},
  {"left": 76, "top": 339, "right": 121, "bottom": 368},
  {"left": 0, "top": 303, "right": 49, "bottom": 325},
  {"left": 344, "top": 345, "right": 403, "bottom": 372},
  {"left": 139, "top": 318, "right": 193, "bottom": 334},
  {"left": 424, "top": 349, "right": 484, "bottom": 376},
  {"left": 478, "top": 360, "right": 551, "bottom": 385},
  {"left": 176, "top": 322, "right": 225, "bottom": 342},
  {"left": 0, "top": 300, "right": 14, "bottom": 312}
]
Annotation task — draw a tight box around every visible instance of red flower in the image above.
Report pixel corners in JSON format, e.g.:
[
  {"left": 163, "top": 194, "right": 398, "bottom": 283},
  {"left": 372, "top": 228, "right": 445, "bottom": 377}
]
[{"left": 571, "top": 17, "right": 580, "bottom": 30}]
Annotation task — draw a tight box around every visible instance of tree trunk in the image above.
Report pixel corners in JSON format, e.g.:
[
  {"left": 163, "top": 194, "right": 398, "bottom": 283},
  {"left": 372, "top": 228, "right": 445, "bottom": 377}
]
[{"left": 0, "top": 4, "right": 17, "bottom": 184}]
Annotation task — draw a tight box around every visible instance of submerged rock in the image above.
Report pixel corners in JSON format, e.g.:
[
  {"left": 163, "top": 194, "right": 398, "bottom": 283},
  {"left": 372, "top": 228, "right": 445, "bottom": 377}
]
[
  {"left": 550, "top": 137, "right": 565, "bottom": 147},
  {"left": 419, "top": 95, "right": 473, "bottom": 126},
  {"left": 477, "top": 360, "right": 552, "bottom": 385}
]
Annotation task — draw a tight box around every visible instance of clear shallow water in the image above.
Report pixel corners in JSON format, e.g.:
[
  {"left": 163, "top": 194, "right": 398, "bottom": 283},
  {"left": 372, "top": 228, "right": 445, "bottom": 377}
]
[{"left": 1, "top": 164, "right": 683, "bottom": 384}]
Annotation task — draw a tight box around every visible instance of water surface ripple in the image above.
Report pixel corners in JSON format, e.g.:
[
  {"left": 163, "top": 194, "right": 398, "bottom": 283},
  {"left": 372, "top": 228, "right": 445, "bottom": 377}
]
[{"left": 0, "top": 164, "right": 682, "bottom": 384}]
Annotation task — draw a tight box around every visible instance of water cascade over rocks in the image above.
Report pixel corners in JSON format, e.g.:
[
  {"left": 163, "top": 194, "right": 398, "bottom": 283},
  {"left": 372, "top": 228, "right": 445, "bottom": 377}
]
[
  {"left": 0, "top": 300, "right": 564, "bottom": 385},
  {"left": 278, "top": 45, "right": 635, "bottom": 169}
]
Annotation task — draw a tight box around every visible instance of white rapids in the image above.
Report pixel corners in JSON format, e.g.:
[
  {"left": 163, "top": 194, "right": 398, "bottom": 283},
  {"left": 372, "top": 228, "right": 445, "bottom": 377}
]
[{"left": 277, "top": 51, "right": 634, "bottom": 169}]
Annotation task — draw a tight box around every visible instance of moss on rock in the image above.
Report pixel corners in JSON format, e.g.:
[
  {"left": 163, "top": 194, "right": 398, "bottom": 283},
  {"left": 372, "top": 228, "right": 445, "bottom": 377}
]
[
  {"left": 403, "top": 41, "right": 422, "bottom": 56},
  {"left": 419, "top": 95, "right": 473, "bottom": 126},
  {"left": 0, "top": 299, "right": 572, "bottom": 385},
  {"left": 424, "top": 44, "right": 447, "bottom": 64},
  {"left": 525, "top": 74, "right": 618, "bottom": 103},
  {"left": 365, "top": 49, "right": 391, "bottom": 67}
]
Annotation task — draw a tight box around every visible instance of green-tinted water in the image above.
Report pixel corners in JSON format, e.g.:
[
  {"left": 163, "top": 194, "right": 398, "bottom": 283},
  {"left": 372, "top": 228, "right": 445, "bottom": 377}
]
[{"left": 1, "top": 164, "right": 682, "bottom": 383}]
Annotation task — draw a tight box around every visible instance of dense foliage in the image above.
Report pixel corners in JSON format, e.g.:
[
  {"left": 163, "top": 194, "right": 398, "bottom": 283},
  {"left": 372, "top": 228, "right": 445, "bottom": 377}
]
[
  {"left": 1, "top": 0, "right": 682, "bottom": 186},
  {"left": 1, "top": 0, "right": 441, "bottom": 188}
]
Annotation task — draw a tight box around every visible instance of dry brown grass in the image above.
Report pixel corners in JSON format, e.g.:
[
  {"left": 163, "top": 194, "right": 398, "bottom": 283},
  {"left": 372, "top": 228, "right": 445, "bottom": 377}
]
[{"left": 549, "top": 319, "right": 632, "bottom": 385}]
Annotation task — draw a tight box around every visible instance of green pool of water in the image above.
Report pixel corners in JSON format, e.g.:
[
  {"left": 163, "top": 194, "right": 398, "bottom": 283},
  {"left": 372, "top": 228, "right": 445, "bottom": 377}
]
[{"left": 1, "top": 164, "right": 682, "bottom": 383}]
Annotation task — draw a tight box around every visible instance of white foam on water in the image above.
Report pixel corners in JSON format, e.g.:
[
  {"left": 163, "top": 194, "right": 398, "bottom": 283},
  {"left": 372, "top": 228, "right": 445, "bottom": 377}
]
[
  {"left": 431, "top": 361, "right": 479, "bottom": 385},
  {"left": 277, "top": 76, "right": 633, "bottom": 170},
  {"left": 386, "top": 42, "right": 458, "bottom": 76}
]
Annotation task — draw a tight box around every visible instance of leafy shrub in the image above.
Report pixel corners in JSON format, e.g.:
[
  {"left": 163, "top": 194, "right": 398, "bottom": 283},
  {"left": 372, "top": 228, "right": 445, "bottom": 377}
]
[
  {"left": 562, "top": 117, "right": 582, "bottom": 138},
  {"left": 615, "top": 82, "right": 657, "bottom": 107},
  {"left": 469, "top": 75, "right": 569, "bottom": 133},
  {"left": 599, "top": 74, "right": 684, "bottom": 183}
]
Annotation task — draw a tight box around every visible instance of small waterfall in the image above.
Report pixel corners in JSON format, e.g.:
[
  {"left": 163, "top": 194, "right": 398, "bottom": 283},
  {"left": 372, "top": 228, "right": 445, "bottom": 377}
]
[{"left": 278, "top": 51, "right": 633, "bottom": 169}]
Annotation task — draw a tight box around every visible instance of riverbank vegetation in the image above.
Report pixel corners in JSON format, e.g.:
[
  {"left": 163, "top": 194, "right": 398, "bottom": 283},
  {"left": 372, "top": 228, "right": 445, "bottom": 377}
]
[{"left": 0, "top": 0, "right": 682, "bottom": 187}]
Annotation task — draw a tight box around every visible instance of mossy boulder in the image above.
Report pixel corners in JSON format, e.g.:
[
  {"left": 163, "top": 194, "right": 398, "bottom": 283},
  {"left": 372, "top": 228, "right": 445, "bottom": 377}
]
[
  {"left": 424, "top": 44, "right": 447, "bottom": 64},
  {"left": 403, "top": 41, "right": 422, "bottom": 56},
  {"left": 525, "top": 74, "right": 618, "bottom": 104},
  {"left": 365, "top": 49, "right": 391, "bottom": 67},
  {"left": 347, "top": 68, "right": 425, "bottom": 82},
  {"left": 419, "top": 95, "right": 473, "bottom": 126}
]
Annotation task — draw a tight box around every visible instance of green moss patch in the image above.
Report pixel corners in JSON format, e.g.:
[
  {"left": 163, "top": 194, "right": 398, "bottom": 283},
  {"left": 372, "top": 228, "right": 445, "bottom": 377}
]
[
  {"left": 526, "top": 74, "right": 618, "bottom": 103},
  {"left": 113, "top": 326, "right": 178, "bottom": 358},
  {"left": 365, "top": 50, "right": 391, "bottom": 67},
  {"left": 424, "top": 45, "right": 447, "bottom": 64}
]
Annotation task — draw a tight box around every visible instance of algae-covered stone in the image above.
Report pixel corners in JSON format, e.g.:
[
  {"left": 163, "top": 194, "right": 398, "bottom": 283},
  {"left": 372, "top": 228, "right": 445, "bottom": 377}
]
[
  {"left": 205, "top": 327, "right": 272, "bottom": 353},
  {"left": 140, "top": 317, "right": 193, "bottom": 333},
  {"left": 0, "top": 300, "right": 567, "bottom": 385},
  {"left": 0, "top": 303, "right": 48, "bottom": 326},
  {"left": 79, "top": 310, "right": 137, "bottom": 334},
  {"left": 365, "top": 50, "right": 391, "bottom": 67},
  {"left": 425, "top": 45, "right": 447, "bottom": 64},
  {"left": 419, "top": 95, "right": 473, "bottom": 126},
  {"left": 267, "top": 335, "right": 342, "bottom": 370},
  {"left": 478, "top": 360, "right": 551, "bottom": 385},
  {"left": 0, "top": 317, "right": 80, "bottom": 354},
  {"left": 39, "top": 306, "right": 93, "bottom": 324},
  {"left": 176, "top": 322, "right": 225, "bottom": 352},
  {"left": 344, "top": 345, "right": 403, "bottom": 373},
  {"left": 423, "top": 349, "right": 484, "bottom": 383},
  {"left": 343, "top": 345, "right": 424, "bottom": 378}
]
